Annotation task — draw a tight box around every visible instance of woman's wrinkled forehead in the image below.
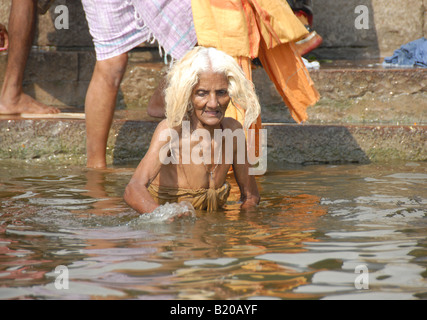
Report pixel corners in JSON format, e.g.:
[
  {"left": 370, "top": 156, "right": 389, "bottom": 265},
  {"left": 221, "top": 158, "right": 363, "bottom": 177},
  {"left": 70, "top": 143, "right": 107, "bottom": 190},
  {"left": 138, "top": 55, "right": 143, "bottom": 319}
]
[{"left": 194, "top": 70, "right": 229, "bottom": 89}]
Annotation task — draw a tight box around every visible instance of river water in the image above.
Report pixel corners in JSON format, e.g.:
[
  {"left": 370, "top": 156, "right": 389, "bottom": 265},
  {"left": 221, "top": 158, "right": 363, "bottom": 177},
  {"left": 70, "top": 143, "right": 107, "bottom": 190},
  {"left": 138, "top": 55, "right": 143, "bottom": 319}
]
[{"left": 0, "top": 160, "right": 426, "bottom": 300}]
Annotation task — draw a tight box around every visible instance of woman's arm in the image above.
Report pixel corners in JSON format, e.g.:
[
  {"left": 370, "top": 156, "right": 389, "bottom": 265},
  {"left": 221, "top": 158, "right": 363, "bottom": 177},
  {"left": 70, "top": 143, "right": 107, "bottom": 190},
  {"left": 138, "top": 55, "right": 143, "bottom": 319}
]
[
  {"left": 233, "top": 160, "right": 260, "bottom": 209},
  {"left": 229, "top": 120, "right": 260, "bottom": 209},
  {"left": 124, "top": 121, "right": 169, "bottom": 214}
]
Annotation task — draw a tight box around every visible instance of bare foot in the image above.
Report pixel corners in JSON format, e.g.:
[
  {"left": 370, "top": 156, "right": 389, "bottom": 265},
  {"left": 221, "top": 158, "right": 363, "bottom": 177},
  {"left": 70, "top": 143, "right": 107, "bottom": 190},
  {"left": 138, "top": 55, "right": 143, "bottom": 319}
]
[{"left": 0, "top": 92, "right": 60, "bottom": 114}]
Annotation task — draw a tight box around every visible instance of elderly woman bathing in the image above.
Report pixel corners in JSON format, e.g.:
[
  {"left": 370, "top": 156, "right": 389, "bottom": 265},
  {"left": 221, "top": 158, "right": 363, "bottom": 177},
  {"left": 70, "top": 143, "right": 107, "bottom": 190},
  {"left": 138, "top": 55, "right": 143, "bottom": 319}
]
[{"left": 124, "top": 46, "right": 261, "bottom": 214}]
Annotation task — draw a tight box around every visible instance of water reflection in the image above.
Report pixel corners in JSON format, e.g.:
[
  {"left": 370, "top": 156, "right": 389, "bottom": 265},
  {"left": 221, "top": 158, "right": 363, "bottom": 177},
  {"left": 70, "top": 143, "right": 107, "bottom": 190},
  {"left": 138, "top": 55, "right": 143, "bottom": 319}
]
[{"left": 0, "top": 161, "right": 426, "bottom": 299}]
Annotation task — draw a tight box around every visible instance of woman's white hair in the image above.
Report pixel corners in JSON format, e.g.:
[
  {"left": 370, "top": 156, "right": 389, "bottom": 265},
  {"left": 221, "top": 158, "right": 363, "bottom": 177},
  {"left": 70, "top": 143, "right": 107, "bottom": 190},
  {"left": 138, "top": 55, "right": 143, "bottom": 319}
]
[{"left": 164, "top": 46, "right": 261, "bottom": 130}]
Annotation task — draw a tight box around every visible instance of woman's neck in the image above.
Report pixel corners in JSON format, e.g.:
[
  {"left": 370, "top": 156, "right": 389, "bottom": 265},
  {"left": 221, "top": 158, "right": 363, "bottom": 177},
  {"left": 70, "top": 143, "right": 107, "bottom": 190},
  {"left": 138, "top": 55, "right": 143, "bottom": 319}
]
[{"left": 190, "top": 120, "right": 221, "bottom": 136}]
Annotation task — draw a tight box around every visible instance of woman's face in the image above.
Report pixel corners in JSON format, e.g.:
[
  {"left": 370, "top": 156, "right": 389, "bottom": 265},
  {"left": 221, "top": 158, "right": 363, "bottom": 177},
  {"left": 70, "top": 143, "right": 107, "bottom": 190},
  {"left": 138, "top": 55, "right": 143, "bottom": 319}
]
[{"left": 190, "top": 70, "right": 230, "bottom": 129}]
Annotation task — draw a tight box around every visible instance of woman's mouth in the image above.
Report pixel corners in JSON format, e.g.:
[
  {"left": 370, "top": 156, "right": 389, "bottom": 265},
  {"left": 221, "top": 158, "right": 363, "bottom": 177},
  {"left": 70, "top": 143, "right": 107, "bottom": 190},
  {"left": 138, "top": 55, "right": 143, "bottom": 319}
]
[{"left": 203, "top": 109, "right": 221, "bottom": 117}]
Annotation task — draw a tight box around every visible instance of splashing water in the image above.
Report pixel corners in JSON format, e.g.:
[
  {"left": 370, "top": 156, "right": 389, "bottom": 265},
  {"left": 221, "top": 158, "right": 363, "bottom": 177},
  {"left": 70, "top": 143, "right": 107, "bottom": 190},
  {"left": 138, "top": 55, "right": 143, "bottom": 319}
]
[{"left": 128, "top": 201, "right": 196, "bottom": 225}]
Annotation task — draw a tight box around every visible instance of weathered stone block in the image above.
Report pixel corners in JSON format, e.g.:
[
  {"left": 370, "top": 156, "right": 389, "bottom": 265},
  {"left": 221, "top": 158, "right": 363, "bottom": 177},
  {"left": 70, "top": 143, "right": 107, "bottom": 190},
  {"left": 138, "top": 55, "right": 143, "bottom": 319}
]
[
  {"left": 424, "top": 0, "right": 427, "bottom": 37},
  {"left": 35, "top": 0, "right": 93, "bottom": 47},
  {"left": 312, "top": 0, "right": 380, "bottom": 59},
  {"left": 77, "top": 51, "right": 96, "bottom": 82},
  {"left": 120, "top": 63, "right": 168, "bottom": 109},
  {"left": 0, "top": 2, "right": 11, "bottom": 26},
  {"left": 1, "top": 119, "right": 425, "bottom": 165},
  {"left": 312, "top": 0, "right": 426, "bottom": 59},
  {"left": 24, "top": 50, "right": 79, "bottom": 81},
  {"left": 21, "top": 81, "right": 89, "bottom": 107},
  {"left": 371, "top": 0, "right": 425, "bottom": 57}
]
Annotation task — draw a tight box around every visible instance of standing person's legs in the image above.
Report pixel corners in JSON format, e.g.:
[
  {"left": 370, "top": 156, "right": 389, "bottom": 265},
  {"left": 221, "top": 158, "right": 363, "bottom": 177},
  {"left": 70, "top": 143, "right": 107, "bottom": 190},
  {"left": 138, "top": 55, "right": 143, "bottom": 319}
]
[
  {"left": 0, "top": 0, "right": 59, "bottom": 114},
  {"left": 81, "top": 0, "right": 152, "bottom": 168},
  {"left": 82, "top": 0, "right": 196, "bottom": 168},
  {"left": 85, "top": 53, "right": 128, "bottom": 169}
]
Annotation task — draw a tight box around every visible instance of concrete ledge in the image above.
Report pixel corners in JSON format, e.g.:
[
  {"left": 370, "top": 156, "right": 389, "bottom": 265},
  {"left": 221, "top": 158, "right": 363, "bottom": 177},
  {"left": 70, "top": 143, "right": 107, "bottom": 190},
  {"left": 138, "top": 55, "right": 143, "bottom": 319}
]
[
  {"left": 0, "top": 118, "right": 425, "bottom": 166},
  {"left": 264, "top": 123, "right": 426, "bottom": 164},
  {"left": 2, "top": 51, "right": 425, "bottom": 124},
  {"left": 306, "top": 66, "right": 427, "bottom": 125},
  {"left": 255, "top": 64, "right": 427, "bottom": 125}
]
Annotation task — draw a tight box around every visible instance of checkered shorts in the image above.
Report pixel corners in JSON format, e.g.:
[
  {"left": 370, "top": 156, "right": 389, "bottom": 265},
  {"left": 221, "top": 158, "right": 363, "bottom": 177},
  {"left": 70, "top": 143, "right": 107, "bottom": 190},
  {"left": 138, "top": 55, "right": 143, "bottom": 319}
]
[{"left": 81, "top": 0, "right": 197, "bottom": 61}]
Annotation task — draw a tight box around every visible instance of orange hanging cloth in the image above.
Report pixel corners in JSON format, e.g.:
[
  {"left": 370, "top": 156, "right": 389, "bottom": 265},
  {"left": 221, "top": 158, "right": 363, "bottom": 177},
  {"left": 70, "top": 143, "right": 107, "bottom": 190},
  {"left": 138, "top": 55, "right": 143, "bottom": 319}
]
[{"left": 191, "top": 0, "right": 320, "bottom": 133}]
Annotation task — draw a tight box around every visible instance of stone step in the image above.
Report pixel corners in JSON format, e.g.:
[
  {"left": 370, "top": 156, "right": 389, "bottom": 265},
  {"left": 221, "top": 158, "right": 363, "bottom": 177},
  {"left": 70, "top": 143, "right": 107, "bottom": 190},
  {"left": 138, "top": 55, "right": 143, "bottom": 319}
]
[
  {"left": 255, "top": 60, "right": 427, "bottom": 125},
  {"left": 1, "top": 50, "right": 425, "bottom": 125},
  {"left": 1, "top": 50, "right": 426, "bottom": 166},
  {"left": 1, "top": 1, "right": 425, "bottom": 167},
  {"left": 0, "top": 117, "right": 425, "bottom": 166}
]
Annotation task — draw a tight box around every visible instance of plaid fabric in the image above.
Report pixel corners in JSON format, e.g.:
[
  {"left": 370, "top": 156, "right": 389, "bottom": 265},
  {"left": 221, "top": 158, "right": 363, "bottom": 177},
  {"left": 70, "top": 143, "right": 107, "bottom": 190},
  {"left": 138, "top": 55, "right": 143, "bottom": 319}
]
[
  {"left": 81, "top": 0, "right": 197, "bottom": 61},
  {"left": 132, "top": 0, "right": 197, "bottom": 61}
]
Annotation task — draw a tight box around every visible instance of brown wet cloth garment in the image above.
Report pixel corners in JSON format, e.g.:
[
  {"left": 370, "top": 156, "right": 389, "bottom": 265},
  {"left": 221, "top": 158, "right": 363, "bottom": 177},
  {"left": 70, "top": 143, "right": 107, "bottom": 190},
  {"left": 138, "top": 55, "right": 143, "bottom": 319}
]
[{"left": 148, "top": 181, "right": 231, "bottom": 213}]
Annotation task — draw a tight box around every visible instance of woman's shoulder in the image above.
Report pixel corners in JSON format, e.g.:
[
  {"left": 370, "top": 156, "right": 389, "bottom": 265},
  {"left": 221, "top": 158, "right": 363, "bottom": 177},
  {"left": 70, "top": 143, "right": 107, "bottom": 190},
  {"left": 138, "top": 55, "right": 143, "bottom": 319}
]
[
  {"left": 150, "top": 119, "right": 179, "bottom": 148},
  {"left": 152, "top": 119, "right": 179, "bottom": 137},
  {"left": 222, "top": 117, "right": 244, "bottom": 131},
  {"left": 155, "top": 119, "right": 169, "bottom": 130},
  {"left": 155, "top": 119, "right": 183, "bottom": 133}
]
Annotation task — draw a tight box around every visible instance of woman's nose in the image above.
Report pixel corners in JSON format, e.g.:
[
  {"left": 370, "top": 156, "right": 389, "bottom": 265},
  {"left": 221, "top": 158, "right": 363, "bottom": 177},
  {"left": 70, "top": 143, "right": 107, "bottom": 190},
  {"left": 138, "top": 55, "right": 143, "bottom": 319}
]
[{"left": 206, "top": 93, "right": 219, "bottom": 108}]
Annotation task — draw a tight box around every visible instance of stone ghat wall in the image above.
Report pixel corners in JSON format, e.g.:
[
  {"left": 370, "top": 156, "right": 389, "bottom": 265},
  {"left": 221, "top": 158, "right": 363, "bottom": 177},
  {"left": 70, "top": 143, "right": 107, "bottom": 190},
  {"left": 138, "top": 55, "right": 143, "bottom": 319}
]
[
  {"left": 0, "top": 0, "right": 426, "bottom": 59},
  {"left": 312, "top": 0, "right": 427, "bottom": 59},
  {"left": 1, "top": 0, "right": 426, "bottom": 112},
  {"left": 1, "top": 119, "right": 425, "bottom": 165}
]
